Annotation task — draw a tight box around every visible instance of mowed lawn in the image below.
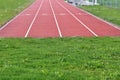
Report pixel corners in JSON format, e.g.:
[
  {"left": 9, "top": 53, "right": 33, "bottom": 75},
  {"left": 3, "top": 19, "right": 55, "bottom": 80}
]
[
  {"left": 0, "top": 37, "right": 120, "bottom": 80},
  {"left": 0, "top": 0, "right": 34, "bottom": 26}
]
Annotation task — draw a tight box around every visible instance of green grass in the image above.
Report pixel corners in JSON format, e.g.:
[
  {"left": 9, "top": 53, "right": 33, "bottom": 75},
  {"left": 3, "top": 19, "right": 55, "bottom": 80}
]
[
  {"left": 0, "top": 0, "right": 34, "bottom": 27},
  {"left": 79, "top": 5, "right": 120, "bottom": 26},
  {"left": 0, "top": 37, "right": 120, "bottom": 80}
]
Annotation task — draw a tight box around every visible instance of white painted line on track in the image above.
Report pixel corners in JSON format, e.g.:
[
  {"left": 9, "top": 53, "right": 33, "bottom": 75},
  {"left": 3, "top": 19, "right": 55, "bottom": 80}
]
[
  {"left": 56, "top": 0, "right": 98, "bottom": 37},
  {"left": 25, "top": 14, "right": 31, "bottom": 16},
  {"left": 59, "top": 13, "right": 66, "bottom": 15},
  {"left": 0, "top": 0, "right": 37, "bottom": 31},
  {"left": 42, "top": 13, "right": 48, "bottom": 16},
  {"left": 25, "top": 0, "right": 44, "bottom": 37},
  {"left": 78, "top": 13, "right": 82, "bottom": 15},
  {"left": 77, "top": 13, "right": 87, "bottom": 16},
  {"left": 49, "top": 0, "right": 62, "bottom": 37}
]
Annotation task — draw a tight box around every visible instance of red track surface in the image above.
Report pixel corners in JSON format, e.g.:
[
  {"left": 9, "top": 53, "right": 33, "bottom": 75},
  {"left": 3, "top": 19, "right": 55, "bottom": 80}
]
[{"left": 0, "top": 0, "right": 120, "bottom": 38}]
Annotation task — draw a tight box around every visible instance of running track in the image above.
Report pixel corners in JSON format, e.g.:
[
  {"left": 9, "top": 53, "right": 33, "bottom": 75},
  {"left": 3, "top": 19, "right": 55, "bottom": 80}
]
[{"left": 0, "top": 0, "right": 120, "bottom": 38}]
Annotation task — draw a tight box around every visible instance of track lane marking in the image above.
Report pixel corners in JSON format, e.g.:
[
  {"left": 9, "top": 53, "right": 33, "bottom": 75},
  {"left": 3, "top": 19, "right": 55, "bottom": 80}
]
[
  {"left": 49, "top": 0, "right": 62, "bottom": 37},
  {"left": 56, "top": 0, "right": 98, "bottom": 37},
  {"left": 25, "top": 0, "right": 44, "bottom": 37}
]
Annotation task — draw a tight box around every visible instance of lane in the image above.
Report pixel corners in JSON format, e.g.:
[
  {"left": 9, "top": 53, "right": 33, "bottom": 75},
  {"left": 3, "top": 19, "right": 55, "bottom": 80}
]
[
  {"left": 0, "top": 0, "right": 42, "bottom": 37},
  {"left": 0, "top": 0, "right": 119, "bottom": 38},
  {"left": 25, "top": 0, "right": 44, "bottom": 37},
  {"left": 27, "top": 0, "right": 60, "bottom": 38},
  {"left": 49, "top": 0, "right": 62, "bottom": 37},
  {"left": 51, "top": 0, "right": 94, "bottom": 37},
  {"left": 58, "top": 0, "right": 120, "bottom": 36}
]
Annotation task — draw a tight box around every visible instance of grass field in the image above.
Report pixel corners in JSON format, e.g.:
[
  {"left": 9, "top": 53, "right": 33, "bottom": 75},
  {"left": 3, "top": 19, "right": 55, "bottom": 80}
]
[
  {"left": 0, "top": 0, "right": 34, "bottom": 27},
  {"left": 79, "top": 5, "right": 120, "bottom": 26},
  {"left": 0, "top": 37, "right": 120, "bottom": 80},
  {"left": 0, "top": 0, "right": 120, "bottom": 79}
]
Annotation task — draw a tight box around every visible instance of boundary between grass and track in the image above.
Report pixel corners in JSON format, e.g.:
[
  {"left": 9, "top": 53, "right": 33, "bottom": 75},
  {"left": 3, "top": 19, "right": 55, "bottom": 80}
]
[
  {"left": 65, "top": 1, "right": 120, "bottom": 31},
  {"left": 0, "top": 0, "right": 36, "bottom": 31},
  {"left": 79, "top": 8, "right": 120, "bottom": 30},
  {"left": 0, "top": 0, "right": 120, "bottom": 37}
]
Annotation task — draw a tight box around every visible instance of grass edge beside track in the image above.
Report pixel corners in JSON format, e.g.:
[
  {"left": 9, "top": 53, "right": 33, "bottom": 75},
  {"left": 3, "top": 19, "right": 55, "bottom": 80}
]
[
  {"left": 0, "top": 0, "right": 35, "bottom": 27},
  {"left": 79, "top": 5, "right": 120, "bottom": 27}
]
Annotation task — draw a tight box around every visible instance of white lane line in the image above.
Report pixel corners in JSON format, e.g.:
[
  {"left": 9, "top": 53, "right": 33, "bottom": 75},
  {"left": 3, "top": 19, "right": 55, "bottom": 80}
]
[
  {"left": 59, "top": 13, "right": 66, "bottom": 15},
  {"left": 25, "top": 0, "right": 44, "bottom": 37},
  {"left": 42, "top": 13, "right": 48, "bottom": 16},
  {"left": 78, "top": 13, "right": 87, "bottom": 15},
  {"left": 49, "top": 0, "right": 62, "bottom": 37},
  {"left": 0, "top": 0, "right": 37, "bottom": 31},
  {"left": 56, "top": 0, "right": 98, "bottom": 37},
  {"left": 25, "top": 14, "right": 31, "bottom": 16},
  {"left": 78, "top": 13, "right": 82, "bottom": 15}
]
